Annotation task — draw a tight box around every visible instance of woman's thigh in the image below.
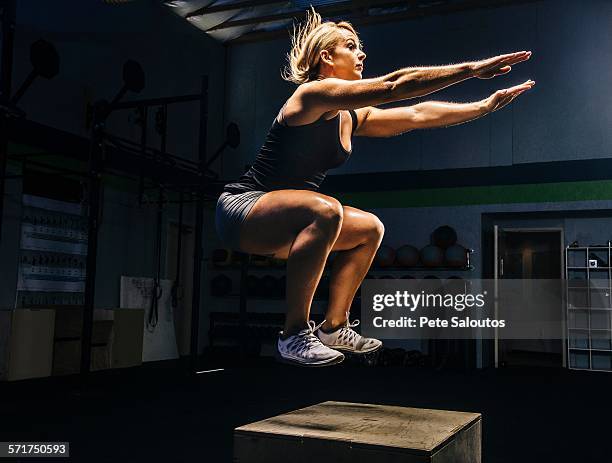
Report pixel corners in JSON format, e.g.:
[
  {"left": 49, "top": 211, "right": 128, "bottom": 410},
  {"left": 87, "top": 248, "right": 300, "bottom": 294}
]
[
  {"left": 238, "top": 189, "right": 343, "bottom": 257},
  {"left": 331, "top": 206, "right": 385, "bottom": 252}
]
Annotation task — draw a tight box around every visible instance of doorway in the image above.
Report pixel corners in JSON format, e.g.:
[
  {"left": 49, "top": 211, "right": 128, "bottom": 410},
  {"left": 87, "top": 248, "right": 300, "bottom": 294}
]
[{"left": 494, "top": 227, "right": 564, "bottom": 368}]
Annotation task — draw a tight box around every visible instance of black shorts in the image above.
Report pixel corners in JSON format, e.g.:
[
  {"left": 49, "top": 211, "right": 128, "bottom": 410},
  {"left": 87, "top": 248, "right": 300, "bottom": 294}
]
[{"left": 215, "top": 191, "right": 266, "bottom": 251}]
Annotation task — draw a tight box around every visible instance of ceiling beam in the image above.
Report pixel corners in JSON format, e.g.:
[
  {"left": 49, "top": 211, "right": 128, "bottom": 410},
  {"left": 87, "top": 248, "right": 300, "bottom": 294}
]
[
  {"left": 185, "top": 0, "right": 291, "bottom": 18},
  {"left": 223, "top": 27, "right": 290, "bottom": 44},
  {"left": 226, "top": 0, "right": 541, "bottom": 45},
  {"left": 207, "top": 0, "right": 411, "bottom": 32}
]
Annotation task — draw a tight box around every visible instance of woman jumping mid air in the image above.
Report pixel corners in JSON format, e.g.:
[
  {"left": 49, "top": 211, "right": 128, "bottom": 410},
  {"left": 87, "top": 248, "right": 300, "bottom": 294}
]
[{"left": 216, "top": 7, "right": 534, "bottom": 366}]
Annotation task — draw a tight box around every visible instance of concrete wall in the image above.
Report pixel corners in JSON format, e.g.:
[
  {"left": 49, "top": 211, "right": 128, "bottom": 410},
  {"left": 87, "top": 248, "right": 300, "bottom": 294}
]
[
  {"left": 223, "top": 0, "right": 612, "bottom": 178},
  {"left": 12, "top": 1, "right": 226, "bottom": 163},
  {"left": 371, "top": 200, "right": 612, "bottom": 279}
]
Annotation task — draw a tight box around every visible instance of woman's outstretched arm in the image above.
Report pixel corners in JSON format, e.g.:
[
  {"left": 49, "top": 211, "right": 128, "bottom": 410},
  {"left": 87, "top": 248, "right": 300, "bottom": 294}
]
[
  {"left": 353, "top": 80, "right": 535, "bottom": 137},
  {"left": 299, "top": 51, "right": 532, "bottom": 114}
]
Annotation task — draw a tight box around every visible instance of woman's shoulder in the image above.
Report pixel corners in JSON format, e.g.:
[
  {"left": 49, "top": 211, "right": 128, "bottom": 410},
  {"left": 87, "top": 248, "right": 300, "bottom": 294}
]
[{"left": 279, "top": 85, "right": 338, "bottom": 126}]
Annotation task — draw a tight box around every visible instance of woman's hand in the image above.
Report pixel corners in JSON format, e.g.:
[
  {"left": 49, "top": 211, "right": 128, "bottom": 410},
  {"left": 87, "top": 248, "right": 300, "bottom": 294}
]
[
  {"left": 471, "top": 51, "right": 532, "bottom": 79},
  {"left": 484, "top": 80, "right": 536, "bottom": 113}
]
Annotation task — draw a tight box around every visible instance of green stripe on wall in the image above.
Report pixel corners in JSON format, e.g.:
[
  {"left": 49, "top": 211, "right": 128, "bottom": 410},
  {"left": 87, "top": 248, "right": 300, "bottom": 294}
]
[
  {"left": 333, "top": 180, "right": 612, "bottom": 208},
  {"left": 8, "top": 142, "right": 42, "bottom": 155}
]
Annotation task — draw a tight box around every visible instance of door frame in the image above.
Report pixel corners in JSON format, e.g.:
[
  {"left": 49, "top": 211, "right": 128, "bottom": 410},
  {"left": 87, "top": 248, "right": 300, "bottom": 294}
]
[{"left": 493, "top": 226, "right": 565, "bottom": 368}]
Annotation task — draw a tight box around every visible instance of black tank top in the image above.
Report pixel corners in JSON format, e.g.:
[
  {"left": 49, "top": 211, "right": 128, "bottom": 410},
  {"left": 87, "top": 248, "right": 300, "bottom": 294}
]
[{"left": 223, "top": 108, "right": 358, "bottom": 194}]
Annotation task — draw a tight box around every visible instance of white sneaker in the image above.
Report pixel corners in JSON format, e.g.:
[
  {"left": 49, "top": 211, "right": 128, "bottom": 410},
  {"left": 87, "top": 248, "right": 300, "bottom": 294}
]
[
  {"left": 316, "top": 319, "right": 382, "bottom": 354},
  {"left": 277, "top": 320, "right": 345, "bottom": 367}
]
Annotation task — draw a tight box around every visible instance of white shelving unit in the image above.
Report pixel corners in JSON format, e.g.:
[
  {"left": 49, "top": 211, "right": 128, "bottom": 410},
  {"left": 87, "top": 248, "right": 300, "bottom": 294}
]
[{"left": 566, "top": 243, "right": 612, "bottom": 371}]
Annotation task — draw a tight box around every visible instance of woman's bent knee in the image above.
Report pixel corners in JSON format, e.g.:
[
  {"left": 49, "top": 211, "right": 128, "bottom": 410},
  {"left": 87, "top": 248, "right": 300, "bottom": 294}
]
[
  {"left": 312, "top": 198, "right": 344, "bottom": 232},
  {"left": 367, "top": 214, "right": 385, "bottom": 244}
]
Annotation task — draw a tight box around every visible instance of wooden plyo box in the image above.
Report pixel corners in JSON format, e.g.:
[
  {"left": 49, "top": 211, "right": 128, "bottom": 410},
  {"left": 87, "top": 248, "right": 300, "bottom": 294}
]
[
  {"left": 0, "top": 309, "right": 55, "bottom": 381},
  {"left": 52, "top": 307, "right": 144, "bottom": 375},
  {"left": 234, "top": 401, "right": 481, "bottom": 463}
]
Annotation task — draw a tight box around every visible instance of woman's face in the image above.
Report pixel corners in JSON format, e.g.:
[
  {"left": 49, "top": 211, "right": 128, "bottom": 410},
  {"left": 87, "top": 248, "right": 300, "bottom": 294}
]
[{"left": 325, "top": 29, "right": 366, "bottom": 80}]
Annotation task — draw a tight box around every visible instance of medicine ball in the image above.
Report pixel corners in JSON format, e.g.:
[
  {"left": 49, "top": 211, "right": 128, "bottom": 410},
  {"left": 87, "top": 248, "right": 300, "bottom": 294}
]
[
  {"left": 210, "top": 274, "right": 232, "bottom": 297},
  {"left": 420, "top": 245, "right": 444, "bottom": 267},
  {"left": 374, "top": 245, "right": 396, "bottom": 267},
  {"left": 395, "top": 245, "right": 420, "bottom": 267},
  {"left": 445, "top": 244, "right": 468, "bottom": 268},
  {"left": 431, "top": 225, "right": 457, "bottom": 249}
]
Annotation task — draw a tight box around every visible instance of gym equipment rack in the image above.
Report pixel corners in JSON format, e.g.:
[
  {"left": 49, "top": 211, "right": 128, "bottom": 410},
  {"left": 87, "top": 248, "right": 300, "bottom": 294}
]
[
  {"left": 0, "top": 6, "right": 225, "bottom": 377},
  {"left": 566, "top": 242, "right": 612, "bottom": 371}
]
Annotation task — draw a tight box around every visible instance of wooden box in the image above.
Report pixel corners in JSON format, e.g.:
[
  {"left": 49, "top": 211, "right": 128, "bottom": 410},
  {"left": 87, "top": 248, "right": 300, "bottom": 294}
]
[
  {"left": 94, "top": 308, "right": 144, "bottom": 369},
  {"left": 52, "top": 340, "right": 111, "bottom": 375},
  {"left": 52, "top": 307, "right": 144, "bottom": 375},
  {"left": 0, "top": 309, "right": 55, "bottom": 381},
  {"left": 234, "top": 401, "right": 481, "bottom": 463}
]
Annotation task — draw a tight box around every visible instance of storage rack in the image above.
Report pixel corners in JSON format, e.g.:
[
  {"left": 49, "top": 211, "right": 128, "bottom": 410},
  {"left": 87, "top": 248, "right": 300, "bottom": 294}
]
[
  {"left": 208, "top": 250, "right": 475, "bottom": 363},
  {"left": 566, "top": 242, "right": 612, "bottom": 371},
  {"left": 208, "top": 255, "right": 334, "bottom": 359}
]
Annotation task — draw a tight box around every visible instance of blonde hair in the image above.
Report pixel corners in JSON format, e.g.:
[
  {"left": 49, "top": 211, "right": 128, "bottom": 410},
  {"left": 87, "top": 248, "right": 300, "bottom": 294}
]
[{"left": 282, "top": 6, "right": 361, "bottom": 85}]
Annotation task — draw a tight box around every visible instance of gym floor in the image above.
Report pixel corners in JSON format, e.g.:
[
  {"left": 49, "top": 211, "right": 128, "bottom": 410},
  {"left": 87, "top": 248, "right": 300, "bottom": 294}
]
[{"left": 1, "top": 360, "right": 608, "bottom": 462}]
